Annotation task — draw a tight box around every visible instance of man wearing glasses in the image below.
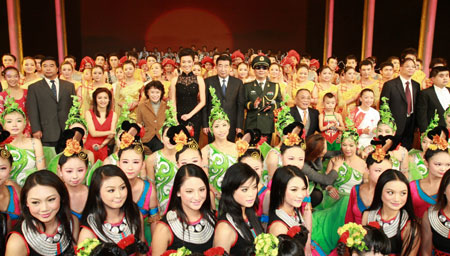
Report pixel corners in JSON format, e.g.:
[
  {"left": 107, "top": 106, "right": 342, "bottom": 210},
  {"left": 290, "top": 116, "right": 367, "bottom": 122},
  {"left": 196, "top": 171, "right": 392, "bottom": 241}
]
[{"left": 244, "top": 55, "right": 282, "bottom": 144}]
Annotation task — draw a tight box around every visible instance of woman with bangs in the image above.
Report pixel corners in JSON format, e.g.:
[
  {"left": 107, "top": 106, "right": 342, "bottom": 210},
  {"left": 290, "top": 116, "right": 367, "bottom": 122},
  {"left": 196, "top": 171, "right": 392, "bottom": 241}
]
[
  {"left": 152, "top": 164, "right": 215, "bottom": 255},
  {"left": 20, "top": 57, "right": 41, "bottom": 89},
  {"left": 362, "top": 170, "right": 421, "bottom": 255},
  {"left": 213, "top": 163, "right": 263, "bottom": 255}
]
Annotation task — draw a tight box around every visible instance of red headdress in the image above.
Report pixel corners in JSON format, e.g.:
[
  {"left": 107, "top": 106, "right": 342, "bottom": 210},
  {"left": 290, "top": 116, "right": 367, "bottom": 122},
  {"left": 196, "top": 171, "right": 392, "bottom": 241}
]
[
  {"left": 162, "top": 58, "right": 176, "bottom": 67},
  {"left": 119, "top": 56, "right": 128, "bottom": 66},
  {"left": 201, "top": 56, "right": 214, "bottom": 67},
  {"left": 138, "top": 59, "right": 147, "bottom": 69},
  {"left": 231, "top": 50, "right": 245, "bottom": 61},
  {"left": 287, "top": 49, "right": 300, "bottom": 62},
  {"left": 310, "top": 58, "right": 320, "bottom": 69},
  {"left": 79, "top": 56, "right": 94, "bottom": 72}
]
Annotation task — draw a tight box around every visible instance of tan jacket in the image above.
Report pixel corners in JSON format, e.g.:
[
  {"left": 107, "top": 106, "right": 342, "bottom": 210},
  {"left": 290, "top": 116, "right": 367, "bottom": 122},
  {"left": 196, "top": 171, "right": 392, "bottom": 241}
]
[{"left": 136, "top": 100, "right": 167, "bottom": 143}]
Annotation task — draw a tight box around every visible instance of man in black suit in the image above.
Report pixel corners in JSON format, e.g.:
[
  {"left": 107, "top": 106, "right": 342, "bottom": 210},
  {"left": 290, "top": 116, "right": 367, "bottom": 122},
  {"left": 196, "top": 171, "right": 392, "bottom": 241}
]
[
  {"left": 417, "top": 66, "right": 450, "bottom": 133},
  {"left": 290, "top": 88, "right": 319, "bottom": 137},
  {"left": 26, "top": 56, "right": 75, "bottom": 147},
  {"left": 202, "top": 54, "right": 245, "bottom": 142},
  {"left": 380, "top": 58, "right": 420, "bottom": 150}
]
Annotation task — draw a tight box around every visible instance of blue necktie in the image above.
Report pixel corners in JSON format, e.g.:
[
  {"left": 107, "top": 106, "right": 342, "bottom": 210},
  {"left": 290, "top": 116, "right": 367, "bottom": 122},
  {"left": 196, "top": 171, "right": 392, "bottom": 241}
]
[
  {"left": 221, "top": 79, "right": 227, "bottom": 96},
  {"left": 50, "top": 80, "right": 57, "bottom": 99}
]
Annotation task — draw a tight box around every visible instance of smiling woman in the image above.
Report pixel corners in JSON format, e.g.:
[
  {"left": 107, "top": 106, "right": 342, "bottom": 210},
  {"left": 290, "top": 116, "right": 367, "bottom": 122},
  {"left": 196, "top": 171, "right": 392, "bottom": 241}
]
[{"left": 145, "top": 8, "right": 233, "bottom": 50}]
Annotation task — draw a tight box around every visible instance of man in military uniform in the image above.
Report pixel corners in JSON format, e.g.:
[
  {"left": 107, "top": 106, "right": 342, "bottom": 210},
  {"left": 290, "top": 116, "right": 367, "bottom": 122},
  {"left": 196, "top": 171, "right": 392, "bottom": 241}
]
[{"left": 244, "top": 55, "right": 282, "bottom": 143}]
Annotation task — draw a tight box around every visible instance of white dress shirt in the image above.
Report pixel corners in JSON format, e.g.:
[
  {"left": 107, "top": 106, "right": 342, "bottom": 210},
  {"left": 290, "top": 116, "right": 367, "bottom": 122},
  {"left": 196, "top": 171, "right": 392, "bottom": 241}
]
[
  {"left": 44, "top": 77, "right": 60, "bottom": 101},
  {"left": 434, "top": 85, "right": 450, "bottom": 111}
]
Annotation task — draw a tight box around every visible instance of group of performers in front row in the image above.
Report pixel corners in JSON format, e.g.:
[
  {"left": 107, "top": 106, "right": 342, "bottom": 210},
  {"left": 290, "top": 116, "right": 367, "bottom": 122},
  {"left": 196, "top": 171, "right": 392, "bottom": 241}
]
[{"left": 1, "top": 84, "right": 450, "bottom": 256}]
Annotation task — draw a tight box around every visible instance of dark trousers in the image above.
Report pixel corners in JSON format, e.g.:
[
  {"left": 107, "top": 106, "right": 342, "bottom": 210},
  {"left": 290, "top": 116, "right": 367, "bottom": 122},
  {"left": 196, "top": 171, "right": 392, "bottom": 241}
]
[
  {"left": 398, "top": 115, "right": 415, "bottom": 150},
  {"left": 143, "top": 135, "right": 164, "bottom": 153}
]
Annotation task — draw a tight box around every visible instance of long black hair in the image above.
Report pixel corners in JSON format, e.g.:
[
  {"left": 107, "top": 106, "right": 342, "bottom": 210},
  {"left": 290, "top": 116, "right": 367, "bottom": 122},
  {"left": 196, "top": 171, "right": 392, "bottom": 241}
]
[
  {"left": 20, "top": 170, "right": 74, "bottom": 242},
  {"left": 81, "top": 165, "right": 142, "bottom": 241},
  {"left": 219, "top": 163, "right": 263, "bottom": 241},
  {"left": 167, "top": 164, "right": 216, "bottom": 229},
  {"left": 269, "top": 166, "right": 309, "bottom": 214},
  {"left": 368, "top": 169, "right": 418, "bottom": 256},
  {"left": 435, "top": 169, "right": 450, "bottom": 211}
]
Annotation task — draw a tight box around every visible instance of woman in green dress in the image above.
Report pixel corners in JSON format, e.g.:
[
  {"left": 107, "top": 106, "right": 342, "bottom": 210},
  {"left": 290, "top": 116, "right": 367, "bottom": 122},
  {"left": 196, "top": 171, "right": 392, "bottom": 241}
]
[
  {"left": 312, "top": 118, "right": 367, "bottom": 254},
  {"left": 2, "top": 97, "right": 45, "bottom": 186},
  {"left": 201, "top": 87, "right": 238, "bottom": 208}
]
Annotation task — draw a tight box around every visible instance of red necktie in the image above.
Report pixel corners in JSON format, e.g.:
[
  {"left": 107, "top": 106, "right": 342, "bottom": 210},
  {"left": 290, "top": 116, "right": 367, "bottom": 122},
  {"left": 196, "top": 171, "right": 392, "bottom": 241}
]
[{"left": 405, "top": 81, "right": 412, "bottom": 115}]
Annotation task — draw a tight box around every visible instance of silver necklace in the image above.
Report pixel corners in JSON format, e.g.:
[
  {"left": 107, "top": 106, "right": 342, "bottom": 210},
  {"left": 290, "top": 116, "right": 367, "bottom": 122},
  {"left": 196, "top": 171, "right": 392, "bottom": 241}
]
[
  {"left": 22, "top": 221, "right": 71, "bottom": 255},
  {"left": 429, "top": 206, "right": 450, "bottom": 238},
  {"left": 275, "top": 208, "right": 304, "bottom": 228},
  {"left": 367, "top": 208, "right": 408, "bottom": 238},
  {"left": 166, "top": 210, "right": 214, "bottom": 244},
  {"left": 87, "top": 213, "right": 134, "bottom": 243}
]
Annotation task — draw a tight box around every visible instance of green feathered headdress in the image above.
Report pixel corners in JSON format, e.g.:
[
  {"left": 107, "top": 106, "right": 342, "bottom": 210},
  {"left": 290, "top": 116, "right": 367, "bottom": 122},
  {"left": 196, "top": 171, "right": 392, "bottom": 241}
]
[
  {"left": 379, "top": 97, "right": 397, "bottom": 131},
  {"left": 159, "top": 100, "right": 178, "bottom": 137},
  {"left": 421, "top": 110, "right": 440, "bottom": 141},
  {"left": 445, "top": 106, "right": 450, "bottom": 118},
  {"left": 275, "top": 95, "right": 295, "bottom": 136},
  {"left": 65, "top": 95, "right": 87, "bottom": 129},
  {"left": 1, "top": 96, "right": 26, "bottom": 124},
  {"left": 208, "top": 87, "right": 229, "bottom": 135},
  {"left": 116, "top": 96, "right": 134, "bottom": 133},
  {"left": 342, "top": 117, "right": 359, "bottom": 143}
]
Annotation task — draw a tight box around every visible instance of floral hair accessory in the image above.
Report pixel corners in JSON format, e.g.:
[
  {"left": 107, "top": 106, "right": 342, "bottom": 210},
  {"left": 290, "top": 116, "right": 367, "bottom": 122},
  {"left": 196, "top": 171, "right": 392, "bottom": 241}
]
[
  {"left": 428, "top": 134, "right": 449, "bottom": 151},
  {"left": 445, "top": 106, "right": 450, "bottom": 118},
  {"left": 372, "top": 145, "right": 386, "bottom": 162},
  {"left": 208, "top": 87, "right": 230, "bottom": 135},
  {"left": 162, "top": 246, "right": 192, "bottom": 256},
  {"left": 76, "top": 238, "right": 101, "bottom": 256},
  {"left": 275, "top": 95, "right": 296, "bottom": 136},
  {"left": 174, "top": 130, "right": 188, "bottom": 151},
  {"left": 284, "top": 132, "right": 301, "bottom": 147},
  {"left": 65, "top": 95, "right": 87, "bottom": 130},
  {"left": 421, "top": 110, "right": 440, "bottom": 142},
  {"left": 342, "top": 117, "right": 359, "bottom": 143},
  {"left": 236, "top": 138, "right": 249, "bottom": 156},
  {"left": 1, "top": 96, "right": 26, "bottom": 124},
  {"left": 337, "top": 222, "right": 368, "bottom": 252},
  {"left": 204, "top": 247, "right": 226, "bottom": 256},
  {"left": 379, "top": 97, "right": 397, "bottom": 131},
  {"left": 254, "top": 233, "right": 279, "bottom": 256},
  {"left": 287, "top": 225, "right": 302, "bottom": 238},
  {"left": 160, "top": 100, "right": 178, "bottom": 137},
  {"left": 120, "top": 132, "right": 135, "bottom": 149}
]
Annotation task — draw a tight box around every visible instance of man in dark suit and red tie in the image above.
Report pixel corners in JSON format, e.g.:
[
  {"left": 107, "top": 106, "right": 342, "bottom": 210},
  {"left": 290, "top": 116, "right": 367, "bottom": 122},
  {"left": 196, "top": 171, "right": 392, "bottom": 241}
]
[
  {"left": 290, "top": 88, "right": 320, "bottom": 138},
  {"left": 26, "top": 56, "right": 75, "bottom": 147},
  {"left": 380, "top": 58, "right": 420, "bottom": 150},
  {"left": 417, "top": 66, "right": 450, "bottom": 133},
  {"left": 202, "top": 54, "right": 245, "bottom": 142}
]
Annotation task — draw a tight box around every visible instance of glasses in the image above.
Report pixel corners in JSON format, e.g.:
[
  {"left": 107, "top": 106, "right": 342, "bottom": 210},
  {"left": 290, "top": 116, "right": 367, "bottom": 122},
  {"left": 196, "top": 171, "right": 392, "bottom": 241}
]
[{"left": 254, "top": 66, "right": 268, "bottom": 70}]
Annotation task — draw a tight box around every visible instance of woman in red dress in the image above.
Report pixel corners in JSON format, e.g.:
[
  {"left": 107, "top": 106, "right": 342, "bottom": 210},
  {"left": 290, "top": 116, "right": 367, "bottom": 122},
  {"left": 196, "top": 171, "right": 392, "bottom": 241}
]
[{"left": 84, "top": 87, "right": 117, "bottom": 161}]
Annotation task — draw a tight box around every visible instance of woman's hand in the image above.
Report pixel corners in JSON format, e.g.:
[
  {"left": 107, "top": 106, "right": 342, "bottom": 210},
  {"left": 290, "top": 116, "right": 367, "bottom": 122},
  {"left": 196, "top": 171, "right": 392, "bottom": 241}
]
[
  {"left": 332, "top": 156, "right": 345, "bottom": 170},
  {"left": 181, "top": 114, "right": 191, "bottom": 121},
  {"left": 327, "top": 186, "right": 340, "bottom": 200}
]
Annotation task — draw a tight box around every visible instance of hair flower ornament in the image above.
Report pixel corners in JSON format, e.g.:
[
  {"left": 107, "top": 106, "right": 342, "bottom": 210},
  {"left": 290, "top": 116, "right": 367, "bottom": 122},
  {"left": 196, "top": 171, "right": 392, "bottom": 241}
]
[
  {"left": 236, "top": 138, "right": 250, "bottom": 156},
  {"left": 120, "top": 132, "right": 135, "bottom": 149},
  {"left": 64, "top": 139, "right": 82, "bottom": 157}
]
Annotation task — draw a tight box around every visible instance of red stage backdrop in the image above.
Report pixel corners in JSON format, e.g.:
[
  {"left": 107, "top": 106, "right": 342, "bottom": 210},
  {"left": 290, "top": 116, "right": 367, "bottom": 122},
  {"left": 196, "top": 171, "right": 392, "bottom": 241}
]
[{"left": 80, "top": 0, "right": 308, "bottom": 55}]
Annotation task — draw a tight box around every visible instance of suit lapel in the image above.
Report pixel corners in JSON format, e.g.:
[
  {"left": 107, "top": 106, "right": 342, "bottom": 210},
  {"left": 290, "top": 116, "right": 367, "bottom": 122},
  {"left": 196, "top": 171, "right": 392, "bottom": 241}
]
[
  {"left": 214, "top": 76, "right": 225, "bottom": 100},
  {"left": 394, "top": 78, "right": 407, "bottom": 103},
  {"left": 40, "top": 79, "right": 57, "bottom": 102}
]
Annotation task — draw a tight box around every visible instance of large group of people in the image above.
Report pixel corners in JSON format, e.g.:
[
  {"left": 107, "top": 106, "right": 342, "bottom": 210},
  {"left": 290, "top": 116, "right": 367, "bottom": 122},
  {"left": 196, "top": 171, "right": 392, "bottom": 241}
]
[{"left": 0, "top": 44, "right": 449, "bottom": 256}]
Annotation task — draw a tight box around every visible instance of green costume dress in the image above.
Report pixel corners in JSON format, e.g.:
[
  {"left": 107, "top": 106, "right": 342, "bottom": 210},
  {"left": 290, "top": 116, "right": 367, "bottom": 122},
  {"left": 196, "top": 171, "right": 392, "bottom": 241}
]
[
  {"left": 408, "top": 150, "right": 428, "bottom": 181},
  {"left": 312, "top": 162, "right": 363, "bottom": 254},
  {"left": 154, "top": 150, "right": 178, "bottom": 214},
  {"left": 6, "top": 143, "right": 38, "bottom": 186},
  {"left": 208, "top": 144, "right": 237, "bottom": 208}
]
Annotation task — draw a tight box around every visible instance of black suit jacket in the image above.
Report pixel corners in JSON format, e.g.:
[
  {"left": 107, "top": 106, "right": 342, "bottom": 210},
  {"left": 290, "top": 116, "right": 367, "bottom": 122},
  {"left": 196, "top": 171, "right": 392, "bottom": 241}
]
[
  {"left": 416, "top": 86, "right": 450, "bottom": 132},
  {"left": 380, "top": 76, "right": 420, "bottom": 136},
  {"left": 26, "top": 78, "right": 75, "bottom": 144},
  {"left": 202, "top": 75, "right": 245, "bottom": 141},
  {"left": 290, "top": 106, "right": 320, "bottom": 137}
]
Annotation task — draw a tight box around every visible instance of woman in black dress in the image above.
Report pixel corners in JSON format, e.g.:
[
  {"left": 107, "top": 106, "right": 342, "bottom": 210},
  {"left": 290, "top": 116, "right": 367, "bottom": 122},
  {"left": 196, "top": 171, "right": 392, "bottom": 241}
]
[{"left": 169, "top": 48, "right": 206, "bottom": 142}]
